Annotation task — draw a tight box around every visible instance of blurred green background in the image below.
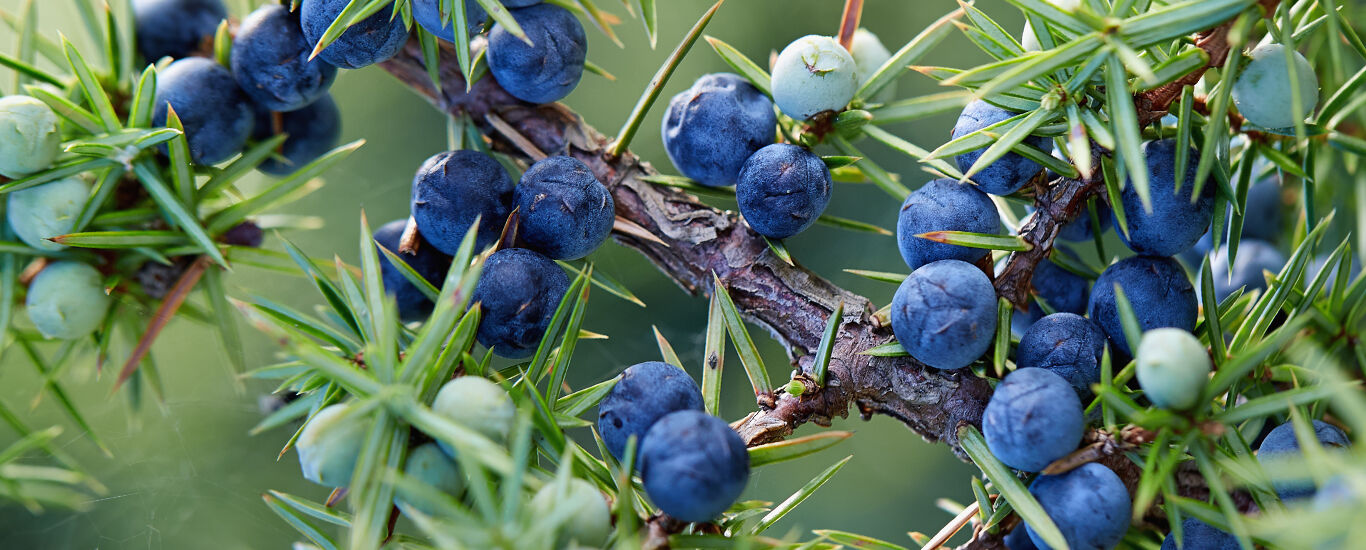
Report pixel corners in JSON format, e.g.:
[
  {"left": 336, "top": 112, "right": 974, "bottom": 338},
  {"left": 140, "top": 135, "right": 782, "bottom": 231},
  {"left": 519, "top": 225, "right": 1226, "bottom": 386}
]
[{"left": 0, "top": 1, "right": 1021, "bottom": 547}]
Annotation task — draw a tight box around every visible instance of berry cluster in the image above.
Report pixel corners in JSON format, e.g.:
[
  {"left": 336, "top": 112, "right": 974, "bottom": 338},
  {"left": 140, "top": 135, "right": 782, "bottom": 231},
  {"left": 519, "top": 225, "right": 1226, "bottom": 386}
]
[
  {"left": 879, "top": 44, "right": 1346, "bottom": 544},
  {"left": 294, "top": 375, "right": 613, "bottom": 547},
  {"left": 336, "top": 1, "right": 609, "bottom": 359},
  {"left": 1, "top": 0, "right": 355, "bottom": 342},
  {"left": 597, "top": 362, "right": 749, "bottom": 523},
  {"left": 137, "top": 0, "right": 343, "bottom": 167},
  {"left": 379, "top": 149, "right": 612, "bottom": 357},
  {"left": 412, "top": 0, "right": 588, "bottom": 104},
  {"left": 661, "top": 29, "right": 898, "bottom": 240}
]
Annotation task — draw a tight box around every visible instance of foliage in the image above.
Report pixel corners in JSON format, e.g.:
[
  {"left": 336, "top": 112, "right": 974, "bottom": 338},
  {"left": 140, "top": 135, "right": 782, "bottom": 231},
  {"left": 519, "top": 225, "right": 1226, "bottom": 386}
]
[{"left": 0, "top": 0, "right": 360, "bottom": 437}]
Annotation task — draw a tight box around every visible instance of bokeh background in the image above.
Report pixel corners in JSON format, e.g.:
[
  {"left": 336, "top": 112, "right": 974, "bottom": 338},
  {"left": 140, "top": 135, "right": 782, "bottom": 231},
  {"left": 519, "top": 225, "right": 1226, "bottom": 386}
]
[{"left": 0, "top": 1, "right": 1026, "bottom": 547}]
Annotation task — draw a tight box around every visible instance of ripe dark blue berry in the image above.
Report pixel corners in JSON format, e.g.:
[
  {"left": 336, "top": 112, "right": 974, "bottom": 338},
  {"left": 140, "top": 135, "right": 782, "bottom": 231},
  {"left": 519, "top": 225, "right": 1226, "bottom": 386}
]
[
  {"left": 895, "top": 178, "right": 1001, "bottom": 271},
  {"left": 412, "top": 0, "right": 488, "bottom": 43},
  {"left": 1012, "top": 258, "right": 1090, "bottom": 335},
  {"left": 1087, "top": 255, "right": 1197, "bottom": 356},
  {"left": 1257, "top": 419, "right": 1350, "bottom": 501},
  {"left": 597, "top": 361, "right": 704, "bottom": 461},
  {"left": 983, "top": 368, "right": 1084, "bottom": 472},
  {"left": 153, "top": 57, "right": 254, "bottom": 165},
  {"left": 662, "top": 73, "right": 776, "bottom": 187},
  {"left": 1209, "top": 239, "right": 1285, "bottom": 302},
  {"left": 640, "top": 410, "right": 749, "bottom": 523},
  {"left": 252, "top": 93, "right": 343, "bottom": 177},
  {"left": 1016, "top": 313, "right": 1107, "bottom": 399},
  {"left": 301, "top": 0, "right": 409, "bottom": 70},
  {"left": 1161, "top": 518, "right": 1238, "bottom": 550},
  {"left": 470, "top": 248, "right": 569, "bottom": 358},
  {"left": 952, "top": 100, "right": 1051, "bottom": 195},
  {"left": 514, "top": 155, "right": 615, "bottom": 260},
  {"left": 1115, "top": 139, "right": 1215, "bottom": 257},
  {"left": 486, "top": 4, "right": 586, "bottom": 104},
  {"left": 1025, "top": 463, "right": 1131, "bottom": 550},
  {"left": 890, "top": 259, "right": 997, "bottom": 370},
  {"left": 135, "top": 258, "right": 192, "bottom": 300},
  {"left": 736, "top": 143, "right": 832, "bottom": 239},
  {"left": 374, "top": 219, "right": 452, "bottom": 322},
  {"left": 232, "top": 4, "right": 337, "bottom": 112},
  {"left": 410, "top": 150, "right": 515, "bottom": 254},
  {"left": 131, "top": 0, "right": 227, "bottom": 61},
  {"left": 1005, "top": 526, "right": 1039, "bottom": 550},
  {"left": 1240, "top": 176, "right": 1284, "bottom": 243}
]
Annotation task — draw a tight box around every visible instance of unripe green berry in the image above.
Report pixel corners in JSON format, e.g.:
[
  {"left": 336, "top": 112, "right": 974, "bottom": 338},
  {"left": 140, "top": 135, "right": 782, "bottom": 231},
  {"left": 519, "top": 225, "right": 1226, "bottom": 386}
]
[
  {"left": 1135, "top": 328, "right": 1210, "bottom": 410},
  {"left": 528, "top": 478, "right": 611, "bottom": 548},
  {"left": 1020, "top": 0, "right": 1080, "bottom": 52},
  {"left": 395, "top": 442, "right": 463, "bottom": 516},
  {"left": 0, "top": 95, "right": 62, "bottom": 178},
  {"left": 7, "top": 176, "right": 91, "bottom": 251},
  {"left": 25, "top": 261, "right": 110, "bottom": 340},
  {"left": 771, "top": 35, "right": 859, "bottom": 120},
  {"left": 1232, "top": 43, "right": 1319, "bottom": 130},
  {"left": 432, "top": 377, "right": 515, "bottom": 451},
  {"left": 296, "top": 403, "right": 369, "bottom": 487},
  {"left": 849, "top": 29, "right": 893, "bottom": 102}
]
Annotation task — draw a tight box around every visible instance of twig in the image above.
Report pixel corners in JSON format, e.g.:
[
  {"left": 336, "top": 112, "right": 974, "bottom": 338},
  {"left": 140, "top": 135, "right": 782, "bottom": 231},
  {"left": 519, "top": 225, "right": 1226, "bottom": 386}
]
[
  {"left": 1133, "top": 0, "right": 1281, "bottom": 125},
  {"left": 838, "top": 0, "right": 864, "bottom": 51},
  {"left": 399, "top": 216, "right": 421, "bottom": 255},
  {"left": 114, "top": 255, "right": 210, "bottom": 390},
  {"left": 924, "top": 498, "right": 987, "bottom": 550},
  {"left": 486, "top": 112, "right": 548, "bottom": 160},
  {"left": 995, "top": 1, "right": 1280, "bottom": 309}
]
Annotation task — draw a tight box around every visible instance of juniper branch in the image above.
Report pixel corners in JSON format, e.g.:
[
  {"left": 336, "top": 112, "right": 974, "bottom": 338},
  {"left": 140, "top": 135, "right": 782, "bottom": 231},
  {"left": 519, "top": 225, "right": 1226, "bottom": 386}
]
[
  {"left": 380, "top": 43, "right": 993, "bottom": 458},
  {"left": 379, "top": 0, "right": 1266, "bottom": 534},
  {"left": 993, "top": 0, "right": 1280, "bottom": 308}
]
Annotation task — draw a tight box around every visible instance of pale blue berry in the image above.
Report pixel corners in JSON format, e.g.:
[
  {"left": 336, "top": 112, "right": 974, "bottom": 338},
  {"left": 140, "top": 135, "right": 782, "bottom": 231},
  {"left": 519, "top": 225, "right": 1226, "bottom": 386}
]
[
  {"left": 25, "top": 262, "right": 110, "bottom": 340},
  {"left": 1135, "top": 328, "right": 1210, "bottom": 410},
  {"left": 849, "top": 29, "right": 893, "bottom": 101},
  {"left": 6, "top": 176, "right": 90, "bottom": 251},
  {"left": 1232, "top": 44, "right": 1318, "bottom": 130},
  {"left": 432, "top": 377, "right": 515, "bottom": 453},
  {"left": 528, "top": 479, "right": 611, "bottom": 547},
  {"left": 296, "top": 403, "right": 370, "bottom": 487},
  {"left": 771, "top": 35, "right": 859, "bottom": 120},
  {"left": 0, "top": 95, "right": 62, "bottom": 178}
]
